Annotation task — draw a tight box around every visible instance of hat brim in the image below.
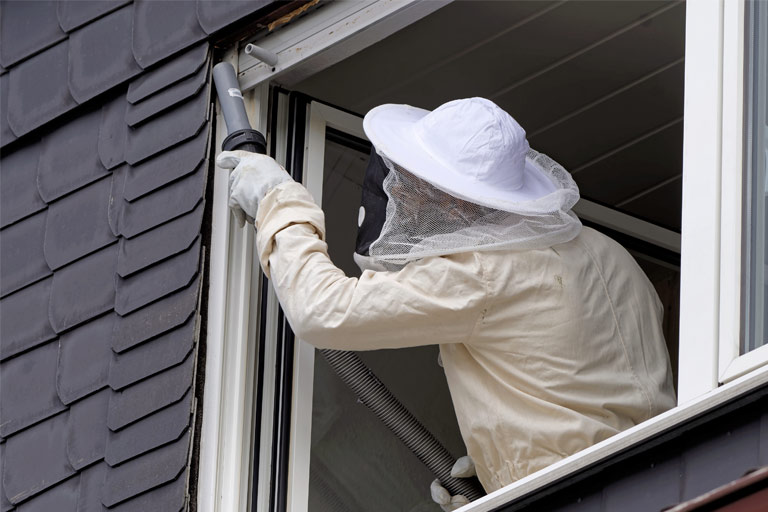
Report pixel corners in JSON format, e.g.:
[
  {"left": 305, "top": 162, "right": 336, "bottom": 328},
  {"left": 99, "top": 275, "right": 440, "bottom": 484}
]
[{"left": 363, "top": 104, "right": 557, "bottom": 212}]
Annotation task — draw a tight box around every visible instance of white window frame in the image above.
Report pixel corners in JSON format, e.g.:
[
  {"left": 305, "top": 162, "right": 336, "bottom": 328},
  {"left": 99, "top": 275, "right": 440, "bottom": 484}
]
[
  {"left": 679, "top": 0, "right": 768, "bottom": 402},
  {"left": 201, "top": 0, "right": 768, "bottom": 510},
  {"left": 199, "top": 48, "right": 272, "bottom": 512}
]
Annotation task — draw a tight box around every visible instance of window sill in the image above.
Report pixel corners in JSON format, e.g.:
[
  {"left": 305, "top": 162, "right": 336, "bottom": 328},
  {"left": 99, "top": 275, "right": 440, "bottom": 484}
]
[{"left": 460, "top": 364, "right": 768, "bottom": 512}]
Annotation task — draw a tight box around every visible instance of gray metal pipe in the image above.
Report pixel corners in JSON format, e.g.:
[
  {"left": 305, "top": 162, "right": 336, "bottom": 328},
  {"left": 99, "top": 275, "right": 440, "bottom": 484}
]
[
  {"left": 212, "top": 62, "right": 266, "bottom": 154},
  {"left": 213, "top": 62, "right": 252, "bottom": 133}
]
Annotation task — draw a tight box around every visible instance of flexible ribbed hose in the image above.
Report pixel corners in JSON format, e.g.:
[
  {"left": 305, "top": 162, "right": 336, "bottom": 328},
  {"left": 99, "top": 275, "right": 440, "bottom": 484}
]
[{"left": 320, "top": 349, "right": 485, "bottom": 501}]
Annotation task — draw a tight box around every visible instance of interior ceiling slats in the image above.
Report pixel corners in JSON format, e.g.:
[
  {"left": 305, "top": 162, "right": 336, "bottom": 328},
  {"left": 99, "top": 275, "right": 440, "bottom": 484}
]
[{"left": 295, "top": 0, "right": 686, "bottom": 232}]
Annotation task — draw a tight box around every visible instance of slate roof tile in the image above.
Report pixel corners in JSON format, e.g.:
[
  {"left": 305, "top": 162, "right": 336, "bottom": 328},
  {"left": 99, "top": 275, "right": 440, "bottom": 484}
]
[
  {"left": 0, "top": 1, "right": 66, "bottom": 67},
  {"left": 57, "top": 0, "right": 131, "bottom": 33},
  {"left": 7, "top": 40, "right": 77, "bottom": 137},
  {"left": 108, "top": 165, "right": 128, "bottom": 237},
  {"left": 0, "top": 341, "right": 66, "bottom": 438},
  {"left": 65, "top": 389, "right": 109, "bottom": 470},
  {"left": 126, "top": 62, "right": 209, "bottom": 127},
  {"left": 123, "top": 125, "right": 210, "bottom": 201},
  {"left": 37, "top": 107, "right": 109, "bottom": 203},
  {"left": 107, "top": 351, "right": 195, "bottom": 431},
  {"left": 117, "top": 205, "right": 204, "bottom": 278},
  {"left": 0, "top": 210, "right": 52, "bottom": 298},
  {"left": 127, "top": 43, "right": 209, "bottom": 104},
  {"left": 49, "top": 245, "right": 118, "bottom": 334},
  {"left": 109, "top": 314, "right": 197, "bottom": 390},
  {"left": 115, "top": 238, "right": 201, "bottom": 315},
  {"left": 107, "top": 473, "right": 187, "bottom": 512},
  {"left": 197, "top": 0, "right": 273, "bottom": 34},
  {"left": 0, "top": 142, "right": 45, "bottom": 229},
  {"left": 2, "top": 411, "right": 75, "bottom": 505},
  {"left": 124, "top": 84, "right": 210, "bottom": 165},
  {"left": 119, "top": 162, "right": 206, "bottom": 238},
  {"left": 43, "top": 176, "right": 117, "bottom": 271},
  {"left": 76, "top": 462, "right": 107, "bottom": 512},
  {"left": 131, "top": 0, "right": 206, "bottom": 69},
  {"left": 102, "top": 429, "right": 190, "bottom": 507},
  {"left": 98, "top": 94, "right": 129, "bottom": 170},
  {"left": 0, "top": 443, "right": 13, "bottom": 512},
  {"left": 14, "top": 475, "right": 79, "bottom": 512},
  {"left": 105, "top": 387, "right": 192, "bottom": 466},
  {"left": 0, "top": 278, "right": 56, "bottom": 361},
  {"left": 112, "top": 274, "right": 200, "bottom": 353},
  {"left": 56, "top": 313, "right": 115, "bottom": 405},
  {"left": 68, "top": 4, "right": 142, "bottom": 104},
  {"left": 0, "top": 73, "right": 16, "bottom": 147}
]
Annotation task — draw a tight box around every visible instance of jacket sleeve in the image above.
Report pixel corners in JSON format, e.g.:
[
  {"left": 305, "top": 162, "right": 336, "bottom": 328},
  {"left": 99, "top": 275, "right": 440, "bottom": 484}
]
[{"left": 254, "top": 181, "right": 488, "bottom": 350}]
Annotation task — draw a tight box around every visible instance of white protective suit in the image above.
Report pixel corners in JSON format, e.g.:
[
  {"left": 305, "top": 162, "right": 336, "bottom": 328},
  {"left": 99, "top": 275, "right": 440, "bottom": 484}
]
[{"left": 255, "top": 179, "right": 677, "bottom": 492}]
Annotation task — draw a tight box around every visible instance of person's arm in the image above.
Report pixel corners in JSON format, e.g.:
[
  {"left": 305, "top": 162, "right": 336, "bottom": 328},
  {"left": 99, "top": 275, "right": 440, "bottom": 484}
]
[{"left": 255, "top": 181, "right": 488, "bottom": 350}]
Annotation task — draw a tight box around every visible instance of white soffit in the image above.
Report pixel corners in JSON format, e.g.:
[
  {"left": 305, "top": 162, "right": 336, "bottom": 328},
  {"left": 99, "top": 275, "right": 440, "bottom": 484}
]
[{"left": 238, "top": 0, "right": 451, "bottom": 91}]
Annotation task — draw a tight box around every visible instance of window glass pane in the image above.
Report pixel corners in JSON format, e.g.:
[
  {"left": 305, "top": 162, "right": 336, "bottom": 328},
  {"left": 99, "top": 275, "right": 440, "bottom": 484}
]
[
  {"left": 743, "top": 0, "right": 768, "bottom": 353},
  {"left": 309, "top": 133, "right": 466, "bottom": 511}
]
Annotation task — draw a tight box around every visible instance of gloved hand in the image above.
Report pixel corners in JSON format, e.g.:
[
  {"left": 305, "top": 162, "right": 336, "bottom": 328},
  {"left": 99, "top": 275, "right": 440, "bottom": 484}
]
[
  {"left": 430, "top": 456, "right": 476, "bottom": 512},
  {"left": 216, "top": 150, "right": 293, "bottom": 227}
]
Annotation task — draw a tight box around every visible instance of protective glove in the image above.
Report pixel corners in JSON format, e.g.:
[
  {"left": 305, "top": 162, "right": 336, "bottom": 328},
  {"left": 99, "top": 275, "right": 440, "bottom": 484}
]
[
  {"left": 430, "top": 456, "right": 476, "bottom": 512},
  {"left": 216, "top": 150, "right": 293, "bottom": 227}
]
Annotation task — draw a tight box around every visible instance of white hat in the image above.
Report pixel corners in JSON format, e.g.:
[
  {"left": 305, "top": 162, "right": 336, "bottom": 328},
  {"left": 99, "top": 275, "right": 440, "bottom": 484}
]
[{"left": 362, "top": 97, "right": 558, "bottom": 212}]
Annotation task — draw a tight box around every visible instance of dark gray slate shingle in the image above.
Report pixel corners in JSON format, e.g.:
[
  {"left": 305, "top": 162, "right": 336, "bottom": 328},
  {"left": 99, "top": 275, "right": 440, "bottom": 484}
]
[
  {"left": 102, "top": 430, "right": 191, "bottom": 507},
  {"left": 14, "top": 475, "right": 79, "bottom": 512},
  {"left": 196, "top": 0, "right": 274, "bottom": 33},
  {"left": 56, "top": 313, "right": 115, "bottom": 405},
  {"left": 107, "top": 472, "right": 187, "bottom": 512},
  {"left": 0, "top": 277, "right": 56, "bottom": 361},
  {"left": 0, "top": 142, "right": 46, "bottom": 229},
  {"left": 98, "top": 93, "right": 129, "bottom": 170},
  {"left": 7, "top": 40, "right": 77, "bottom": 137},
  {"left": 131, "top": 0, "right": 206, "bottom": 69},
  {"left": 65, "top": 389, "right": 109, "bottom": 471},
  {"left": 105, "top": 387, "right": 193, "bottom": 465},
  {"left": 56, "top": 0, "right": 131, "bottom": 33},
  {"left": 0, "top": 73, "right": 16, "bottom": 146},
  {"left": 0, "top": 210, "right": 51, "bottom": 298},
  {"left": 115, "top": 237, "right": 201, "bottom": 315},
  {"left": 127, "top": 42, "right": 209, "bottom": 103},
  {"left": 118, "top": 162, "right": 207, "bottom": 238},
  {"left": 75, "top": 462, "right": 107, "bottom": 512},
  {"left": 37, "top": 107, "right": 109, "bottom": 203},
  {"left": 125, "top": 83, "right": 211, "bottom": 165},
  {"left": 3, "top": 411, "right": 75, "bottom": 504},
  {"left": 112, "top": 274, "right": 200, "bottom": 353},
  {"left": 123, "top": 124, "right": 210, "bottom": 201},
  {"left": 126, "top": 62, "right": 210, "bottom": 127},
  {"left": 0, "top": 340, "right": 66, "bottom": 438},
  {"left": 0, "top": 443, "right": 13, "bottom": 511},
  {"left": 68, "top": 4, "right": 142, "bottom": 103},
  {"left": 49, "top": 244, "right": 118, "bottom": 334},
  {"left": 0, "top": 1, "right": 66, "bottom": 67},
  {"left": 107, "top": 351, "right": 195, "bottom": 431},
  {"left": 117, "top": 203, "right": 204, "bottom": 278},
  {"left": 43, "top": 176, "right": 117, "bottom": 271},
  {"left": 109, "top": 313, "right": 197, "bottom": 390}
]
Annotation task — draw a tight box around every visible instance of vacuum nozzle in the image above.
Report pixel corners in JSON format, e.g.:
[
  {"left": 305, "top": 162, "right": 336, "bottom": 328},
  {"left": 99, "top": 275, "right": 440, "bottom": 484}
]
[{"left": 212, "top": 62, "right": 267, "bottom": 154}]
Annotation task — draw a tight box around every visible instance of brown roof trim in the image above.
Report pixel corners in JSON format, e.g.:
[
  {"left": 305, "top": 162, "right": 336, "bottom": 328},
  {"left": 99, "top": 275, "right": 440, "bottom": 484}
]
[{"left": 665, "top": 466, "right": 768, "bottom": 511}]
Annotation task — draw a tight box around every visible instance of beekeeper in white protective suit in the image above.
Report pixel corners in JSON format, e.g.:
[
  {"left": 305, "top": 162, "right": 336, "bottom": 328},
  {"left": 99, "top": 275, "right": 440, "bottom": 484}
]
[{"left": 217, "top": 98, "right": 676, "bottom": 511}]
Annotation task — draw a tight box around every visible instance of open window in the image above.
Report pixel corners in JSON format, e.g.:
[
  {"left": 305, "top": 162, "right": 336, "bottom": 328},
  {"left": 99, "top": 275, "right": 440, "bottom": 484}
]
[{"left": 201, "top": 1, "right": 768, "bottom": 511}]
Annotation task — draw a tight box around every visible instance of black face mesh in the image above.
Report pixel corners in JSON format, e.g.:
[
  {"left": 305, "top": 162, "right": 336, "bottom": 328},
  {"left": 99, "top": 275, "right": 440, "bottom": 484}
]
[{"left": 355, "top": 148, "right": 390, "bottom": 256}]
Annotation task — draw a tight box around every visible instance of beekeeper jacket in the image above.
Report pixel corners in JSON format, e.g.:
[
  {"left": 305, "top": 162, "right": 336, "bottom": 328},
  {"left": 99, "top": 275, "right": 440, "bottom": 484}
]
[{"left": 255, "top": 181, "right": 677, "bottom": 493}]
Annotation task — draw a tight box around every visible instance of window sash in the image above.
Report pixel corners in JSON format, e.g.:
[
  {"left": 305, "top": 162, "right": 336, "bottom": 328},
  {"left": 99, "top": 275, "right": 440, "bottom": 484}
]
[{"left": 717, "top": 0, "right": 768, "bottom": 383}]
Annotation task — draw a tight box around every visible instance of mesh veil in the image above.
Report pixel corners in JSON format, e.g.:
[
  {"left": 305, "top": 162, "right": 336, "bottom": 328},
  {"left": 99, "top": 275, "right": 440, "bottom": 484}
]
[{"left": 368, "top": 148, "right": 582, "bottom": 268}]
